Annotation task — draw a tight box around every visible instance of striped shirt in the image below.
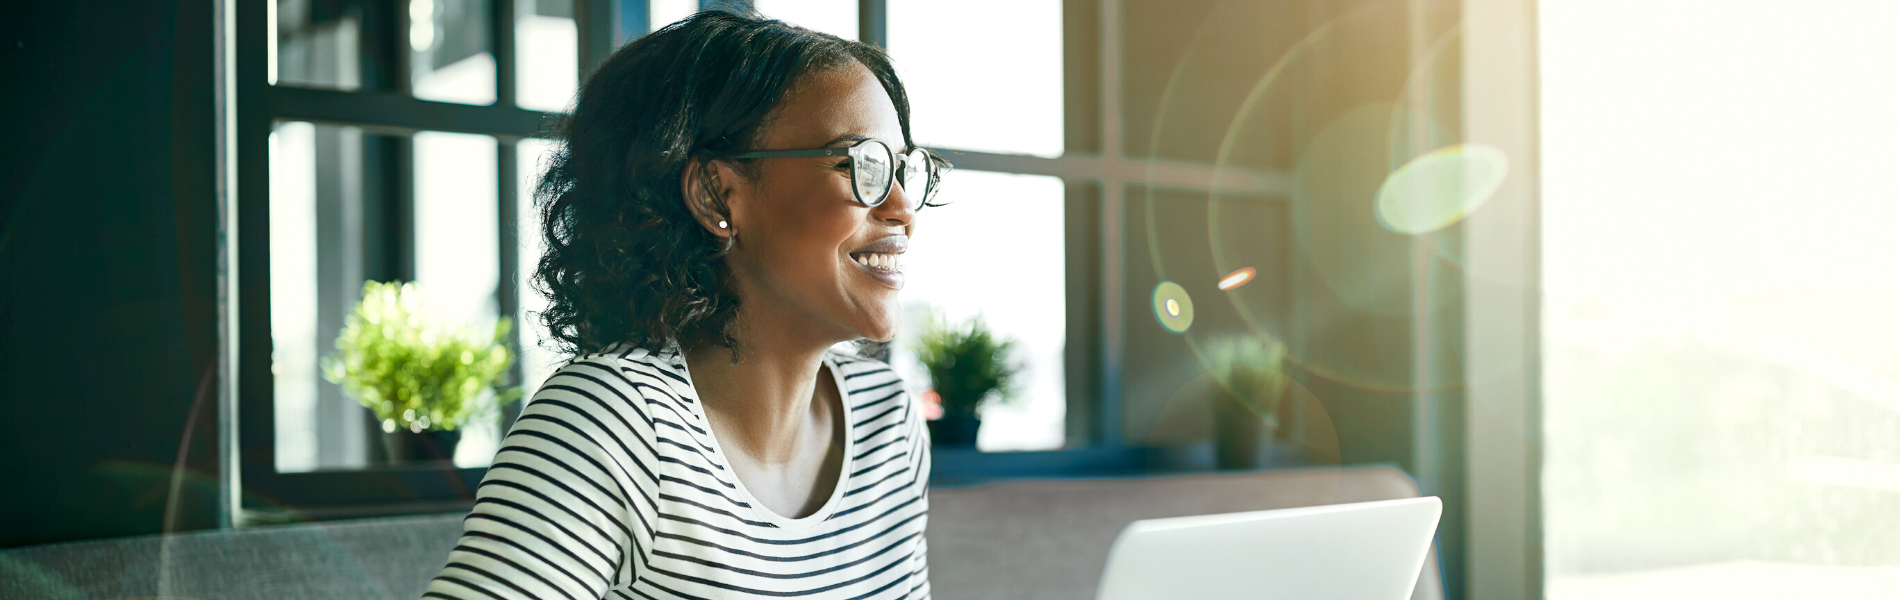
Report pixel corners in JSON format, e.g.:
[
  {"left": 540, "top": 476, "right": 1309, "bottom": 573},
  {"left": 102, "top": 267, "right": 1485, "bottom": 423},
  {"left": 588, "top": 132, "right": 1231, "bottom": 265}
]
[{"left": 424, "top": 345, "right": 932, "bottom": 600}]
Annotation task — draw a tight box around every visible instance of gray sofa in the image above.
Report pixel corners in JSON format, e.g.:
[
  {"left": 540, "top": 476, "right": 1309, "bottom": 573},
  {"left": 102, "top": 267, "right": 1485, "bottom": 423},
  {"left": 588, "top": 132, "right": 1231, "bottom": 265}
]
[{"left": 1, "top": 466, "right": 1440, "bottom": 600}]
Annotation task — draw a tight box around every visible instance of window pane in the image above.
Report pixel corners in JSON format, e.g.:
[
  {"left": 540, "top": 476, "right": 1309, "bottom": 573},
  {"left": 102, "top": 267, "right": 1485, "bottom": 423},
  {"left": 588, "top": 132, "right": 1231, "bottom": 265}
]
[
  {"left": 649, "top": 0, "right": 698, "bottom": 32},
  {"left": 411, "top": 0, "right": 497, "bottom": 105},
  {"left": 516, "top": 0, "right": 577, "bottom": 112},
  {"left": 754, "top": 0, "right": 857, "bottom": 40},
  {"left": 272, "top": 0, "right": 363, "bottom": 90},
  {"left": 413, "top": 131, "right": 503, "bottom": 467},
  {"left": 516, "top": 138, "right": 563, "bottom": 392},
  {"left": 890, "top": 171, "right": 1066, "bottom": 451},
  {"left": 270, "top": 121, "right": 376, "bottom": 472},
  {"left": 888, "top": 0, "right": 1062, "bottom": 157},
  {"left": 1543, "top": 2, "right": 1900, "bottom": 597}
]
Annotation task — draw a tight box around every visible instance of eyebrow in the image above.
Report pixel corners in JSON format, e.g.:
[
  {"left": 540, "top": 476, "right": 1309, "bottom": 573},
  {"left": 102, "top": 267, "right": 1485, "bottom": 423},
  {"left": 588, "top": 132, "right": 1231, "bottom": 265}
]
[
  {"left": 820, "top": 133, "right": 913, "bottom": 153},
  {"left": 821, "top": 134, "right": 871, "bottom": 148}
]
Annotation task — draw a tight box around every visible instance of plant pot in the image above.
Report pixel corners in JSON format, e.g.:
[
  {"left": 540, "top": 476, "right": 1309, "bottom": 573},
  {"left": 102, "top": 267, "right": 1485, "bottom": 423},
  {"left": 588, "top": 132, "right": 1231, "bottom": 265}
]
[
  {"left": 1212, "top": 390, "right": 1275, "bottom": 470},
  {"left": 928, "top": 415, "right": 981, "bottom": 447},
  {"left": 381, "top": 429, "right": 461, "bottom": 465}
]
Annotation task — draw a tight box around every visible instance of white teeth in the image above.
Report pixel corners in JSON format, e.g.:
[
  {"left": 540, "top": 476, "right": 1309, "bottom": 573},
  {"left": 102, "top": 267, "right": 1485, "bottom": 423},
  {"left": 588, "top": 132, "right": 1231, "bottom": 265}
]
[{"left": 854, "top": 253, "right": 902, "bottom": 270}]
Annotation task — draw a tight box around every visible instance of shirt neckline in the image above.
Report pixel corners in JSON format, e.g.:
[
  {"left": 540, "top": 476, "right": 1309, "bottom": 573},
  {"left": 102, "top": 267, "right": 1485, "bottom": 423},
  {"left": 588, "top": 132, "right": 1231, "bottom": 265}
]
[{"left": 661, "top": 348, "right": 856, "bottom": 531}]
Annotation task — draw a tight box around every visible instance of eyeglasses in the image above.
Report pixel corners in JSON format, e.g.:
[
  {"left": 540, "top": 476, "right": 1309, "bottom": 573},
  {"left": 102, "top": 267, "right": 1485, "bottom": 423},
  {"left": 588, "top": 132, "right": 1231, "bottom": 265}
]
[{"left": 735, "top": 139, "right": 943, "bottom": 211}]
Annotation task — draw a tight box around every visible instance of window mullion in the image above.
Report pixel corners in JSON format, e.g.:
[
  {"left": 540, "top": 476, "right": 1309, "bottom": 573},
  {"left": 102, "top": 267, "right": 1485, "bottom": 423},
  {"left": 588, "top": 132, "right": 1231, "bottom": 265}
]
[
  {"left": 858, "top": 0, "right": 886, "bottom": 48},
  {"left": 497, "top": 140, "right": 523, "bottom": 428},
  {"left": 495, "top": 0, "right": 519, "bottom": 108}
]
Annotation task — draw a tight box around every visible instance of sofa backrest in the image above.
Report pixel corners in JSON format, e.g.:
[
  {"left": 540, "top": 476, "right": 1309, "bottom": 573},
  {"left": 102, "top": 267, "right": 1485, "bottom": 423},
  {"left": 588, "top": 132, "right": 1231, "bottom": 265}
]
[
  {"left": 1, "top": 466, "right": 1441, "bottom": 600},
  {"left": 1, "top": 512, "right": 464, "bottom": 600}
]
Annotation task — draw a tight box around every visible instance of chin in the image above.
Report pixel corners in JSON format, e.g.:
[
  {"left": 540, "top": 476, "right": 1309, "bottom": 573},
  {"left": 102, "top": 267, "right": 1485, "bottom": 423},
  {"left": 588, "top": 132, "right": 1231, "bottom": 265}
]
[
  {"left": 850, "top": 311, "right": 903, "bottom": 343},
  {"left": 856, "top": 323, "right": 901, "bottom": 344}
]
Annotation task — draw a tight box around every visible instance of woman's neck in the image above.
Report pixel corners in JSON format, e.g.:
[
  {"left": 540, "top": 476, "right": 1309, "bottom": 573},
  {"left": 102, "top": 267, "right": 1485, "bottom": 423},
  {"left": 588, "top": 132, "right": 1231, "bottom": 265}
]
[{"left": 683, "top": 313, "right": 840, "bottom": 467}]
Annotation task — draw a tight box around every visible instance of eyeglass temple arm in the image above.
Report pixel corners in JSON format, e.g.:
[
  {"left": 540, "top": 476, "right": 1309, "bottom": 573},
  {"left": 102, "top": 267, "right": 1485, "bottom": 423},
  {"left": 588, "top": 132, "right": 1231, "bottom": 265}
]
[{"left": 733, "top": 148, "right": 851, "bottom": 159}]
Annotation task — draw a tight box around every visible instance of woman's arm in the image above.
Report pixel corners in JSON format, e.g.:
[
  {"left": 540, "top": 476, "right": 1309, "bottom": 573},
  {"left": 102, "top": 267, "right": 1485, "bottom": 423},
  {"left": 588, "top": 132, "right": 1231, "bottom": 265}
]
[{"left": 423, "top": 358, "right": 658, "bottom": 600}]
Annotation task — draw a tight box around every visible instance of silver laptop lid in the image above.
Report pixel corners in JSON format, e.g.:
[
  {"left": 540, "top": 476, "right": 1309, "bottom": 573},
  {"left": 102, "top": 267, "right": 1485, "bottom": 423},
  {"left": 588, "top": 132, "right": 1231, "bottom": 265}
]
[{"left": 1097, "top": 496, "right": 1442, "bottom": 600}]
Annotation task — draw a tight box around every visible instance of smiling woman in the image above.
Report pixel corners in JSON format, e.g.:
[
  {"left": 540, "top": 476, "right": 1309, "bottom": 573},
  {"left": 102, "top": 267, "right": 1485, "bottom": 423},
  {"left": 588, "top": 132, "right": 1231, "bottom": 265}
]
[{"left": 424, "top": 11, "right": 935, "bottom": 600}]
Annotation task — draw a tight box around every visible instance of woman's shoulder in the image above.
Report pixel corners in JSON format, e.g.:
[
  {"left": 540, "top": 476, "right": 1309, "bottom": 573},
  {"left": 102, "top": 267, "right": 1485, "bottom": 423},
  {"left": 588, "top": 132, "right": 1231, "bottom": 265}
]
[
  {"left": 826, "top": 348, "right": 922, "bottom": 422},
  {"left": 545, "top": 343, "right": 691, "bottom": 389},
  {"left": 827, "top": 348, "right": 907, "bottom": 389},
  {"left": 524, "top": 344, "right": 696, "bottom": 420}
]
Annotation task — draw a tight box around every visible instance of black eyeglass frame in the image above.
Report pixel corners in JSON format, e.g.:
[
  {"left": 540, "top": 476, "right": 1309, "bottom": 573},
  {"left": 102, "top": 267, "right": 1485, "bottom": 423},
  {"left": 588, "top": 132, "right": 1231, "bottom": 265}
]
[{"left": 735, "top": 139, "right": 948, "bottom": 210}]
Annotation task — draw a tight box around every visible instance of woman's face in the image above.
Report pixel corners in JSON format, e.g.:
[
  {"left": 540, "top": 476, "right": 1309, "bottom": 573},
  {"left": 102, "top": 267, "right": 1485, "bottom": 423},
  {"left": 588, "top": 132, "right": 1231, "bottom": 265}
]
[{"left": 715, "top": 64, "right": 917, "bottom": 344}]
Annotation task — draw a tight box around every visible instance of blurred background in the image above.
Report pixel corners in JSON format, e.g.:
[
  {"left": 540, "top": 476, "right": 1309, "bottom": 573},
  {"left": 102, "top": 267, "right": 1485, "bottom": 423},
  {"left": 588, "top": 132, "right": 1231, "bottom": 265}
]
[{"left": 3, "top": 0, "right": 1898, "bottom": 598}]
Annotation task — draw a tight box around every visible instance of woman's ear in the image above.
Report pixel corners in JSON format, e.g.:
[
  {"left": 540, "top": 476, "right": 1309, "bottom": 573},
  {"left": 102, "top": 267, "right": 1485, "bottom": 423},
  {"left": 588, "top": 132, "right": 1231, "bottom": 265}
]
[{"left": 681, "top": 158, "right": 746, "bottom": 238}]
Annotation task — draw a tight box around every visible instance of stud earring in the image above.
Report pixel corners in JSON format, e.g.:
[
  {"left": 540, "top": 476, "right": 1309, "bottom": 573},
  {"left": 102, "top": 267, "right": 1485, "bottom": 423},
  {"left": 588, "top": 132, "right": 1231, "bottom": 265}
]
[{"left": 717, "top": 220, "right": 729, "bottom": 229}]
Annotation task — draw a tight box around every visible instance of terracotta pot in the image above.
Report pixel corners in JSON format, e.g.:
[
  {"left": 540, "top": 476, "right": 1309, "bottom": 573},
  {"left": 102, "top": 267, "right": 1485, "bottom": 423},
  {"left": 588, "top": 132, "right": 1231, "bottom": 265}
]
[{"left": 381, "top": 429, "right": 461, "bottom": 465}]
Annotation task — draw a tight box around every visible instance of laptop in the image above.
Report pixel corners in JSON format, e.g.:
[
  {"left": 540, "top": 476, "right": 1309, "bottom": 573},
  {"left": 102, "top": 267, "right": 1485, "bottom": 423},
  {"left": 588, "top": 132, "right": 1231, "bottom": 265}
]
[{"left": 1096, "top": 497, "right": 1442, "bottom": 600}]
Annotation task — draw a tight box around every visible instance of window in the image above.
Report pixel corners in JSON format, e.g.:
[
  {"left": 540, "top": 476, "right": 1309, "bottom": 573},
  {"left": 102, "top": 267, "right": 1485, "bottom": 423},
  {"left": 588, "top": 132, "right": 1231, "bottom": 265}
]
[
  {"left": 889, "top": 0, "right": 1063, "bottom": 158},
  {"left": 880, "top": 0, "right": 1068, "bottom": 452},
  {"left": 242, "top": 0, "right": 1248, "bottom": 519},
  {"left": 1542, "top": 1, "right": 1900, "bottom": 597},
  {"left": 243, "top": 0, "right": 579, "bottom": 518}
]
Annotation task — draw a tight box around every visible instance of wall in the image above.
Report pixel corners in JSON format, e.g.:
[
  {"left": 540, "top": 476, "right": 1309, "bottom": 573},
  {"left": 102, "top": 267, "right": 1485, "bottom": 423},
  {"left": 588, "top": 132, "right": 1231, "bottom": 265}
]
[{"left": 0, "top": 0, "right": 222, "bottom": 548}]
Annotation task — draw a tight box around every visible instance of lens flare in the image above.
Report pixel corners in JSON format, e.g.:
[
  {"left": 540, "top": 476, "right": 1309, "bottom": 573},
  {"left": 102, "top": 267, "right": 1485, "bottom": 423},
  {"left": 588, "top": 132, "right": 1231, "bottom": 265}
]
[
  {"left": 1152, "top": 281, "right": 1194, "bottom": 334},
  {"left": 1217, "top": 267, "right": 1256, "bottom": 291},
  {"left": 1375, "top": 143, "right": 1509, "bottom": 235}
]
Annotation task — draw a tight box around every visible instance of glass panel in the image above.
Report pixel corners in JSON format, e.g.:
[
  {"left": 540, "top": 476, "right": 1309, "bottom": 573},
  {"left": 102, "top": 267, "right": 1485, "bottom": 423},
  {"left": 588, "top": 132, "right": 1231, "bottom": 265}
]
[
  {"left": 516, "top": 138, "right": 563, "bottom": 392},
  {"left": 412, "top": 131, "right": 503, "bottom": 467},
  {"left": 516, "top": 0, "right": 577, "bottom": 112},
  {"left": 890, "top": 171, "right": 1066, "bottom": 451},
  {"left": 1543, "top": 2, "right": 1900, "bottom": 597},
  {"left": 888, "top": 0, "right": 1062, "bottom": 157},
  {"left": 411, "top": 0, "right": 497, "bottom": 105},
  {"left": 272, "top": 0, "right": 363, "bottom": 90},
  {"left": 270, "top": 121, "right": 377, "bottom": 472},
  {"left": 754, "top": 0, "right": 858, "bottom": 40},
  {"left": 649, "top": 0, "right": 698, "bottom": 32}
]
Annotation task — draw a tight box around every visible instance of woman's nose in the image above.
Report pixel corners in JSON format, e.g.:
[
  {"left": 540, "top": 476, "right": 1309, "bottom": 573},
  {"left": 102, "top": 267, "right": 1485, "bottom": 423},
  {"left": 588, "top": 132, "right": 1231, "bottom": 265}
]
[{"left": 875, "top": 183, "right": 916, "bottom": 225}]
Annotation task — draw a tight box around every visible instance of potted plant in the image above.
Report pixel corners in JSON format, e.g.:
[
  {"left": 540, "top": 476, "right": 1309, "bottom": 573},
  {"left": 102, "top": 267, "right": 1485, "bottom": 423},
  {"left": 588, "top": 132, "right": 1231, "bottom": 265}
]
[
  {"left": 323, "top": 281, "right": 520, "bottom": 464},
  {"left": 913, "top": 314, "right": 1018, "bottom": 447},
  {"left": 1203, "top": 334, "right": 1291, "bottom": 470}
]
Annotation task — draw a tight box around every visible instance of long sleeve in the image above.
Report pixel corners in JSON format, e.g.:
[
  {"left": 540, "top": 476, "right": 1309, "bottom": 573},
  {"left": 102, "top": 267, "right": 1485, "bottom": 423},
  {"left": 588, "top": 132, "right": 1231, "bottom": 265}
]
[{"left": 423, "top": 357, "right": 659, "bottom": 600}]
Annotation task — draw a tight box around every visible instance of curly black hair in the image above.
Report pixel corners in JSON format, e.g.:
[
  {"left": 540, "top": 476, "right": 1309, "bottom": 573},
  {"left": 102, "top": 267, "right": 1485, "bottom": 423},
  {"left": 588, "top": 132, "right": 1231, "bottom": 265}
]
[{"left": 532, "top": 11, "right": 925, "bottom": 360}]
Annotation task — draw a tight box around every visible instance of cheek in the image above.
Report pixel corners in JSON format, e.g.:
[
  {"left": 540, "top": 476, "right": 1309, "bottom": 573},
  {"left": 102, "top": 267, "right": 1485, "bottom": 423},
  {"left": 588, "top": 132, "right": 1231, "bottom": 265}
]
[{"left": 750, "top": 175, "right": 859, "bottom": 274}]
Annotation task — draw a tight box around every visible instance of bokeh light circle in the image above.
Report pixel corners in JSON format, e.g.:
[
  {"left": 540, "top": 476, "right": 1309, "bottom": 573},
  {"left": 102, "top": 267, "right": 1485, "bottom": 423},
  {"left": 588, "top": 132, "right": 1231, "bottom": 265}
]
[
  {"left": 1217, "top": 267, "right": 1255, "bottom": 291},
  {"left": 1135, "top": 0, "right": 1475, "bottom": 396},
  {"left": 1375, "top": 143, "right": 1509, "bottom": 235},
  {"left": 1152, "top": 281, "right": 1195, "bottom": 334}
]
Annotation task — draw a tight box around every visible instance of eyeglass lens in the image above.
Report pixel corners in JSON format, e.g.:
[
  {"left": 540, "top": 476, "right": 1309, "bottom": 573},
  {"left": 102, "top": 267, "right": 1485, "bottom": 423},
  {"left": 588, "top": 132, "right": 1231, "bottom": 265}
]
[
  {"left": 849, "top": 140, "right": 935, "bottom": 209},
  {"left": 852, "top": 142, "right": 894, "bottom": 207},
  {"left": 899, "top": 149, "right": 931, "bottom": 209}
]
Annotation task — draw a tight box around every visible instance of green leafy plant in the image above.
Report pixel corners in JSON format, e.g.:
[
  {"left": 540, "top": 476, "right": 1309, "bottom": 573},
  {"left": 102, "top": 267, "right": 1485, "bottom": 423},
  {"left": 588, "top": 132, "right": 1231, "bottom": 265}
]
[
  {"left": 913, "top": 313, "right": 1019, "bottom": 419},
  {"left": 322, "top": 281, "right": 520, "bottom": 434},
  {"left": 1203, "top": 334, "right": 1292, "bottom": 419}
]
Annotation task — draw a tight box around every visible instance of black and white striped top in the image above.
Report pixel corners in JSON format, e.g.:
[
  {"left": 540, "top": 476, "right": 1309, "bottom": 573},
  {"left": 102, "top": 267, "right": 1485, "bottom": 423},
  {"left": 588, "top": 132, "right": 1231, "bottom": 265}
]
[{"left": 424, "top": 345, "right": 932, "bottom": 600}]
